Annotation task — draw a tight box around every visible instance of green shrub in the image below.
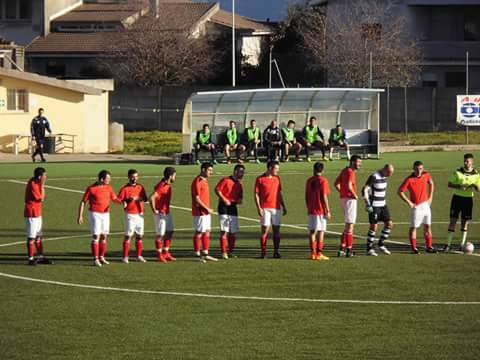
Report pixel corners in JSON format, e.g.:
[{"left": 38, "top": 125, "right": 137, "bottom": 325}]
[{"left": 124, "top": 131, "right": 182, "bottom": 156}]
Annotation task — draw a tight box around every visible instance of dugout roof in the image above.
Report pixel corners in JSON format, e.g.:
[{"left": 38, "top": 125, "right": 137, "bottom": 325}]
[{"left": 182, "top": 88, "right": 384, "bottom": 154}]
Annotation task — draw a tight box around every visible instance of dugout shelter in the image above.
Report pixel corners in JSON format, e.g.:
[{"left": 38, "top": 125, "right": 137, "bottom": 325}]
[{"left": 182, "top": 88, "right": 384, "bottom": 158}]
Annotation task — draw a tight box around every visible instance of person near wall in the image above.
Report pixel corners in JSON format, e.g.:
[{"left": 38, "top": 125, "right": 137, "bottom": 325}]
[
  {"left": 329, "top": 124, "right": 351, "bottom": 160},
  {"left": 224, "top": 120, "right": 245, "bottom": 165},
  {"left": 30, "top": 108, "right": 52, "bottom": 163},
  {"left": 281, "top": 120, "right": 302, "bottom": 162},
  {"left": 263, "top": 120, "right": 283, "bottom": 161}
]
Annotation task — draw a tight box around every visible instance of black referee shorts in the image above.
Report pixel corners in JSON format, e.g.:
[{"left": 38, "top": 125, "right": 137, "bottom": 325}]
[
  {"left": 449, "top": 195, "right": 473, "bottom": 221},
  {"left": 368, "top": 206, "right": 391, "bottom": 225}
]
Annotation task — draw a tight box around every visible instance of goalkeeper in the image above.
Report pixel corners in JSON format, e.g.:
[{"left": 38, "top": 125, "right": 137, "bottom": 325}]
[
  {"left": 362, "top": 164, "right": 395, "bottom": 256},
  {"left": 444, "top": 153, "right": 480, "bottom": 251}
]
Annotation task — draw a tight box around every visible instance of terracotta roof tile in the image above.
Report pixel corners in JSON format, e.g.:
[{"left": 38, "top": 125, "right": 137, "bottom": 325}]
[
  {"left": 211, "top": 9, "right": 273, "bottom": 33},
  {"left": 26, "top": 32, "right": 116, "bottom": 53}
]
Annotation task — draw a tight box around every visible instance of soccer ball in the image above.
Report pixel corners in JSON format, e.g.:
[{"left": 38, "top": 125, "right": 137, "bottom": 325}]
[{"left": 464, "top": 242, "right": 475, "bottom": 255}]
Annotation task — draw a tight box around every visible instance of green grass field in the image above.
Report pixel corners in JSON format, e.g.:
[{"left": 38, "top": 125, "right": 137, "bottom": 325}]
[{"left": 0, "top": 152, "right": 479, "bottom": 360}]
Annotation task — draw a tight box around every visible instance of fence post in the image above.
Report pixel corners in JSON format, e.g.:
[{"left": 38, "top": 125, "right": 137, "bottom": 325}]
[
  {"left": 404, "top": 87, "right": 408, "bottom": 135},
  {"left": 386, "top": 86, "right": 390, "bottom": 133}
]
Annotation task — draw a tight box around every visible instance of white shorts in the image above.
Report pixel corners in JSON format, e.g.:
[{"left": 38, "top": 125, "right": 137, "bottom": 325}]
[
  {"left": 125, "top": 213, "right": 144, "bottom": 237},
  {"left": 261, "top": 208, "right": 281, "bottom": 227},
  {"left": 153, "top": 213, "right": 174, "bottom": 236},
  {"left": 219, "top": 214, "right": 239, "bottom": 233},
  {"left": 308, "top": 215, "right": 327, "bottom": 232},
  {"left": 341, "top": 198, "right": 357, "bottom": 224},
  {"left": 89, "top": 211, "right": 110, "bottom": 236},
  {"left": 410, "top": 202, "right": 432, "bottom": 228},
  {"left": 193, "top": 215, "right": 211, "bottom": 233},
  {"left": 25, "top": 217, "right": 42, "bottom": 239}
]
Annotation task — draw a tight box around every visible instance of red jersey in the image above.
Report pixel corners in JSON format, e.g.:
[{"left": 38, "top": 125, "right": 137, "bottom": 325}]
[
  {"left": 255, "top": 174, "right": 282, "bottom": 209},
  {"left": 82, "top": 183, "right": 117, "bottom": 213},
  {"left": 305, "top": 175, "right": 330, "bottom": 215},
  {"left": 398, "top": 172, "right": 433, "bottom": 205},
  {"left": 335, "top": 167, "right": 357, "bottom": 199},
  {"left": 191, "top": 176, "right": 210, "bottom": 216},
  {"left": 215, "top": 176, "right": 243, "bottom": 204},
  {"left": 153, "top": 180, "right": 172, "bottom": 214},
  {"left": 117, "top": 183, "right": 147, "bottom": 214},
  {"left": 24, "top": 178, "right": 43, "bottom": 218}
]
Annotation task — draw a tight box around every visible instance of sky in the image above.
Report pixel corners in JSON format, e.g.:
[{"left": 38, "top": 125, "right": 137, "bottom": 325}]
[{"left": 218, "top": 0, "right": 297, "bottom": 21}]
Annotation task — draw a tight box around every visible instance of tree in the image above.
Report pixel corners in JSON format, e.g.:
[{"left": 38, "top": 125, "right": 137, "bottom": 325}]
[
  {"left": 325, "top": 0, "right": 422, "bottom": 87},
  {"left": 278, "top": 0, "right": 422, "bottom": 88},
  {"left": 102, "top": 5, "right": 220, "bottom": 86}
]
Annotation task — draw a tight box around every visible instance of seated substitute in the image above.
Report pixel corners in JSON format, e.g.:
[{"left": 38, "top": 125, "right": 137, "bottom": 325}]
[
  {"left": 194, "top": 123, "right": 217, "bottom": 164},
  {"left": 282, "top": 120, "right": 302, "bottom": 162},
  {"left": 224, "top": 120, "right": 245, "bottom": 164},
  {"left": 263, "top": 120, "right": 283, "bottom": 161},
  {"left": 302, "top": 116, "right": 327, "bottom": 162},
  {"left": 329, "top": 124, "right": 351, "bottom": 160},
  {"left": 243, "top": 119, "right": 262, "bottom": 163}
]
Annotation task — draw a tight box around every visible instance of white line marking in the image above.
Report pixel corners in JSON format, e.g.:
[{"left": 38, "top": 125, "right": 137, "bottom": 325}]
[
  {"left": 0, "top": 271, "right": 478, "bottom": 305},
  {"left": 6, "top": 180, "right": 479, "bottom": 254}
]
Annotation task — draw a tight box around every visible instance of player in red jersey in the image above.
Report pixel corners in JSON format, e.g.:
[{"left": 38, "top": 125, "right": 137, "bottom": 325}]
[
  {"left": 305, "top": 162, "right": 331, "bottom": 261},
  {"left": 254, "top": 160, "right": 287, "bottom": 259},
  {"left": 118, "top": 169, "right": 148, "bottom": 264},
  {"left": 77, "top": 170, "right": 122, "bottom": 267},
  {"left": 24, "top": 167, "right": 53, "bottom": 265},
  {"left": 150, "top": 167, "right": 177, "bottom": 263},
  {"left": 398, "top": 161, "right": 436, "bottom": 254},
  {"left": 334, "top": 155, "right": 362, "bottom": 257},
  {"left": 215, "top": 164, "right": 245, "bottom": 259},
  {"left": 191, "top": 162, "right": 217, "bottom": 262}
]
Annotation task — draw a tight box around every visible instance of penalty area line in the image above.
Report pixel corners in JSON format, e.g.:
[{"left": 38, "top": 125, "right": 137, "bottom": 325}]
[{"left": 0, "top": 271, "right": 479, "bottom": 305}]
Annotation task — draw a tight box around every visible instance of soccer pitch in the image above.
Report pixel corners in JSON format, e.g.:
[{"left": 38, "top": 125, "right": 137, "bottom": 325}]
[{"left": 0, "top": 151, "right": 479, "bottom": 360}]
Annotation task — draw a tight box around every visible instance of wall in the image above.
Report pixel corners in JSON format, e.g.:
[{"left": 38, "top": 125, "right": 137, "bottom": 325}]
[{"left": 0, "top": 75, "right": 109, "bottom": 153}]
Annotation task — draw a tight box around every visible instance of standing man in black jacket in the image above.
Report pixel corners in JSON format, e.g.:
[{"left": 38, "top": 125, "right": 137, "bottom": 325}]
[{"left": 30, "top": 108, "right": 52, "bottom": 163}]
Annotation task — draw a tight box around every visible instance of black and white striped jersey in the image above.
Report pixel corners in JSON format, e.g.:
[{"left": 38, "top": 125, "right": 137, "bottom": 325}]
[{"left": 365, "top": 171, "right": 388, "bottom": 208}]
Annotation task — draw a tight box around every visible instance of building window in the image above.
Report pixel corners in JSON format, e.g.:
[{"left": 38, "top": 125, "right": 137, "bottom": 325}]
[
  {"left": 464, "top": 12, "right": 480, "bottom": 41},
  {"left": 446, "top": 72, "right": 466, "bottom": 88},
  {"left": 6, "top": 89, "right": 29, "bottom": 111},
  {"left": 0, "top": 0, "right": 32, "bottom": 20}
]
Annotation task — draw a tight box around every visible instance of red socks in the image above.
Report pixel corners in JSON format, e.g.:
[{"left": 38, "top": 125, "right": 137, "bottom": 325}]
[
  {"left": 424, "top": 233, "right": 433, "bottom": 248},
  {"left": 346, "top": 232, "right": 353, "bottom": 249},
  {"left": 341, "top": 232, "right": 347, "bottom": 249},
  {"left": 164, "top": 238, "right": 171, "bottom": 251},
  {"left": 260, "top": 234, "right": 267, "bottom": 252},
  {"left": 135, "top": 239, "right": 143, "bottom": 257},
  {"left": 91, "top": 241, "right": 99, "bottom": 259},
  {"left": 410, "top": 236, "right": 417, "bottom": 250},
  {"left": 220, "top": 233, "right": 228, "bottom": 253},
  {"left": 201, "top": 232, "right": 210, "bottom": 252},
  {"left": 310, "top": 239, "right": 318, "bottom": 256},
  {"left": 228, "top": 234, "right": 236, "bottom": 253},
  {"left": 27, "top": 240, "right": 35, "bottom": 259},
  {"left": 99, "top": 241, "right": 106, "bottom": 258},
  {"left": 35, "top": 238, "right": 43, "bottom": 256},
  {"left": 123, "top": 240, "right": 130, "bottom": 258},
  {"left": 193, "top": 233, "right": 201, "bottom": 253}
]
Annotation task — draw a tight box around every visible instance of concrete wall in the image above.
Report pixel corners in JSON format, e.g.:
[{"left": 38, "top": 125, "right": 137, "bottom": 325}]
[{"left": 0, "top": 75, "right": 110, "bottom": 153}]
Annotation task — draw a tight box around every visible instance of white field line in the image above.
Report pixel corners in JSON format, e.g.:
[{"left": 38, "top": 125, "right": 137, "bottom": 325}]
[
  {"left": 0, "top": 271, "right": 479, "bottom": 305},
  {"left": 6, "top": 180, "right": 480, "bottom": 256},
  {"left": 3, "top": 182, "right": 480, "bottom": 304}
]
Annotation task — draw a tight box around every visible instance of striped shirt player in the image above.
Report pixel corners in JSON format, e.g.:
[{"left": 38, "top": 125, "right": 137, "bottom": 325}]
[{"left": 362, "top": 164, "right": 395, "bottom": 256}]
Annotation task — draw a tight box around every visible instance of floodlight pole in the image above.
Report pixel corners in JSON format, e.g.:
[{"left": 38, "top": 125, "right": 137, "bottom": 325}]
[
  {"left": 232, "top": 0, "right": 236, "bottom": 88},
  {"left": 369, "top": 52, "right": 373, "bottom": 88},
  {"left": 269, "top": 45, "right": 272, "bottom": 88}
]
